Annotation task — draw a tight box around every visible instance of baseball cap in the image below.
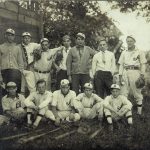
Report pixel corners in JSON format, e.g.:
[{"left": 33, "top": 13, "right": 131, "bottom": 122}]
[
  {"left": 22, "top": 32, "right": 31, "bottom": 37},
  {"left": 62, "top": 35, "right": 70, "bottom": 41},
  {"left": 111, "top": 84, "right": 120, "bottom": 90},
  {"left": 84, "top": 83, "right": 93, "bottom": 89},
  {"left": 40, "top": 38, "right": 49, "bottom": 44},
  {"left": 6, "top": 82, "right": 17, "bottom": 88},
  {"left": 6, "top": 28, "right": 15, "bottom": 35},
  {"left": 126, "top": 35, "right": 136, "bottom": 41},
  {"left": 77, "top": 33, "right": 85, "bottom": 39},
  {"left": 60, "top": 79, "right": 70, "bottom": 86}
]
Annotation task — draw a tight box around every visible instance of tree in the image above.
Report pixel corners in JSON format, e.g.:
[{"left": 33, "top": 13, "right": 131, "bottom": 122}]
[
  {"left": 110, "top": 0, "right": 150, "bottom": 22},
  {"left": 37, "top": 0, "right": 121, "bottom": 49}
]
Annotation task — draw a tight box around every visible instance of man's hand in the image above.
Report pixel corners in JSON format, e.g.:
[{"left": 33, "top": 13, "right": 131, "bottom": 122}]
[
  {"left": 68, "top": 75, "right": 72, "bottom": 83},
  {"left": 119, "top": 75, "right": 125, "bottom": 86},
  {"left": 55, "top": 117, "right": 61, "bottom": 126},
  {"left": 33, "top": 106, "right": 39, "bottom": 111},
  {"left": 0, "top": 74, "right": 3, "bottom": 85},
  {"left": 56, "top": 66, "right": 61, "bottom": 73}
]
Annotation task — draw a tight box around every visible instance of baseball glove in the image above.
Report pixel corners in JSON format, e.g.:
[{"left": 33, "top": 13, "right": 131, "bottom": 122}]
[
  {"left": 33, "top": 48, "right": 42, "bottom": 61},
  {"left": 135, "top": 76, "right": 145, "bottom": 89}
]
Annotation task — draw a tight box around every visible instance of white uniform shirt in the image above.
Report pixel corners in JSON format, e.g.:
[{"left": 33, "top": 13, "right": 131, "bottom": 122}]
[
  {"left": 92, "top": 50, "right": 116, "bottom": 76},
  {"left": 2, "top": 94, "right": 25, "bottom": 112},
  {"left": 22, "top": 43, "right": 40, "bottom": 65},
  {"left": 75, "top": 93, "right": 103, "bottom": 108},
  {"left": 24, "top": 91, "right": 52, "bottom": 109},
  {"left": 118, "top": 48, "right": 147, "bottom": 75},
  {"left": 52, "top": 90, "right": 76, "bottom": 111},
  {"left": 34, "top": 48, "right": 61, "bottom": 72},
  {"left": 59, "top": 47, "right": 71, "bottom": 70},
  {"left": 103, "top": 95, "right": 132, "bottom": 112}
]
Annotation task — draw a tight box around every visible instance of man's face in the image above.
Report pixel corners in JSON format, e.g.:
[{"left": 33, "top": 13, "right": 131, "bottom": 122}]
[
  {"left": 126, "top": 37, "right": 135, "bottom": 49},
  {"left": 61, "top": 85, "right": 70, "bottom": 95},
  {"left": 7, "top": 87, "right": 17, "bottom": 96},
  {"left": 111, "top": 89, "right": 120, "bottom": 98},
  {"left": 98, "top": 40, "right": 108, "bottom": 51},
  {"left": 41, "top": 41, "right": 49, "bottom": 51},
  {"left": 22, "top": 36, "right": 31, "bottom": 45},
  {"left": 76, "top": 36, "right": 85, "bottom": 47},
  {"left": 6, "top": 33, "right": 15, "bottom": 43},
  {"left": 84, "top": 88, "right": 93, "bottom": 98},
  {"left": 37, "top": 82, "right": 46, "bottom": 94},
  {"left": 63, "top": 38, "right": 71, "bottom": 48}
]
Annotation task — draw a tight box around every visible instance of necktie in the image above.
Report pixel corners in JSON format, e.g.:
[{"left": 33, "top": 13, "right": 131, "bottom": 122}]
[{"left": 102, "top": 51, "right": 105, "bottom": 64}]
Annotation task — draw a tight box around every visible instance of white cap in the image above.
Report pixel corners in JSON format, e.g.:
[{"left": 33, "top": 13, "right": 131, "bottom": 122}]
[
  {"left": 111, "top": 84, "right": 120, "bottom": 90},
  {"left": 60, "top": 79, "right": 69, "bottom": 86},
  {"left": 126, "top": 35, "right": 136, "bottom": 41},
  {"left": 77, "top": 33, "right": 85, "bottom": 39},
  {"left": 22, "top": 32, "right": 31, "bottom": 37},
  {"left": 6, "top": 82, "right": 16, "bottom": 88},
  {"left": 6, "top": 28, "right": 15, "bottom": 35},
  {"left": 40, "top": 38, "right": 49, "bottom": 44},
  {"left": 84, "top": 83, "right": 93, "bottom": 89}
]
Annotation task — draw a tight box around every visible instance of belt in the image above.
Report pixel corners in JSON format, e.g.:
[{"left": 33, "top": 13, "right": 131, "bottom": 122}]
[
  {"left": 125, "top": 66, "right": 139, "bottom": 70},
  {"left": 34, "top": 69, "right": 50, "bottom": 74}
]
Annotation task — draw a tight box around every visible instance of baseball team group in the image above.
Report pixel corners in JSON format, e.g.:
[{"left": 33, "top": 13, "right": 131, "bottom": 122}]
[{"left": 0, "top": 28, "right": 149, "bottom": 134}]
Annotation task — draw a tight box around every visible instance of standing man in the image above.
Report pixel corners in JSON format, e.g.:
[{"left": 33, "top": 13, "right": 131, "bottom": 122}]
[
  {"left": 24, "top": 79, "right": 55, "bottom": 128},
  {"left": 54, "top": 35, "right": 71, "bottom": 89},
  {"left": 19, "top": 32, "right": 40, "bottom": 94},
  {"left": 66, "top": 33, "right": 96, "bottom": 94},
  {"left": 118, "top": 36, "right": 146, "bottom": 117},
  {"left": 52, "top": 79, "right": 80, "bottom": 125},
  {"left": 33, "top": 38, "right": 63, "bottom": 91},
  {"left": 0, "top": 28, "right": 24, "bottom": 93},
  {"left": 92, "top": 38, "right": 116, "bottom": 98}
]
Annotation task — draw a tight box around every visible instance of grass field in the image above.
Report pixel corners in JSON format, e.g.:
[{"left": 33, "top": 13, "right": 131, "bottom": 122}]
[{"left": 0, "top": 96, "right": 150, "bottom": 150}]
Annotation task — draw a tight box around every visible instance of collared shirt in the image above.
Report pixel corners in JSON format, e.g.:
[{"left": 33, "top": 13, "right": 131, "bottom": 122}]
[
  {"left": 2, "top": 94, "right": 25, "bottom": 112},
  {"left": 24, "top": 91, "right": 52, "bottom": 109},
  {"left": 52, "top": 90, "right": 76, "bottom": 111},
  {"left": 118, "top": 48, "right": 147, "bottom": 75},
  {"left": 92, "top": 50, "right": 116, "bottom": 76},
  {"left": 66, "top": 46, "right": 96, "bottom": 75},
  {"left": 0, "top": 42, "right": 24, "bottom": 70},
  {"left": 34, "top": 47, "right": 62, "bottom": 72},
  {"left": 19, "top": 43, "right": 40, "bottom": 67},
  {"left": 103, "top": 95, "right": 132, "bottom": 112},
  {"left": 59, "top": 47, "right": 71, "bottom": 70},
  {"left": 75, "top": 93, "right": 103, "bottom": 108}
]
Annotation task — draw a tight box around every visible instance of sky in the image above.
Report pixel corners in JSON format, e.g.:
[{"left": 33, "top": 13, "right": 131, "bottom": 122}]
[{"left": 98, "top": 1, "right": 150, "bottom": 51}]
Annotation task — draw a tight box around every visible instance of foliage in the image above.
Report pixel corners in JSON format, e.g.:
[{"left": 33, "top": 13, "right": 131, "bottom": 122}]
[
  {"left": 38, "top": 0, "right": 121, "bottom": 49},
  {"left": 110, "top": 0, "right": 150, "bottom": 22}
]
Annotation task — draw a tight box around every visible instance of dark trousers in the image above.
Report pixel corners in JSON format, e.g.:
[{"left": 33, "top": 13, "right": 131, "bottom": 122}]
[
  {"left": 72, "top": 74, "right": 90, "bottom": 95},
  {"left": 56, "top": 69, "right": 68, "bottom": 90},
  {"left": 94, "top": 70, "right": 113, "bottom": 99},
  {"left": 1, "top": 69, "right": 21, "bottom": 93}
]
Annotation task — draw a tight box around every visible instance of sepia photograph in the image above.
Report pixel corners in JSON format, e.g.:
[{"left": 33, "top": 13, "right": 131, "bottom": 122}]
[{"left": 0, "top": 0, "right": 150, "bottom": 150}]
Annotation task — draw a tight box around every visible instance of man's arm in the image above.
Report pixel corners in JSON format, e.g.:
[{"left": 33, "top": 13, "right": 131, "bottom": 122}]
[
  {"left": 92, "top": 55, "right": 97, "bottom": 78},
  {"left": 38, "top": 93, "right": 52, "bottom": 109},
  {"left": 66, "top": 49, "right": 73, "bottom": 81},
  {"left": 0, "top": 47, "right": 3, "bottom": 83},
  {"left": 17, "top": 46, "right": 24, "bottom": 72}
]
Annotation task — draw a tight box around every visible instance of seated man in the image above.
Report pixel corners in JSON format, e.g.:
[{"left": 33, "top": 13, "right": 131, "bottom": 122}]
[
  {"left": 103, "top": 84, "right": 133, "bottom": 132},
  {"left": 73, "top": 83, "right": 104, "bottom": 122},
  {"left": 24, "top": 79, "right": 55, "bottom": 128},
  {"left": 2, "top": 82, "right": 26, "bottom": 125},
  {"left": 52, "top": 79, "right": 80, "bottom": 125}
]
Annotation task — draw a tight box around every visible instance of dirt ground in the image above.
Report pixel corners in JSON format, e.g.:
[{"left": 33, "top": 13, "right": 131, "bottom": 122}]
[{"left": 0, "top": 96, "right": 150, "bottom": 150}]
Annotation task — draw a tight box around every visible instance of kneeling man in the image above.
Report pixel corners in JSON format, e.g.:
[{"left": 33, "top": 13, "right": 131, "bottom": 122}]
[
  {"left": 73, "top": 83, "right": 104, "bottom": 122},
  {"left": 52, "top": 79, "right": 80, "bottom": 124},
  {"left": 2, "top": 82, "right": 26, "bottom": 125},
  {"left": 24, "top": 79, "right": 55, "bottom": 128},
  {"left": 103, "top": 84, "right": 133, "bottom": 132}
]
